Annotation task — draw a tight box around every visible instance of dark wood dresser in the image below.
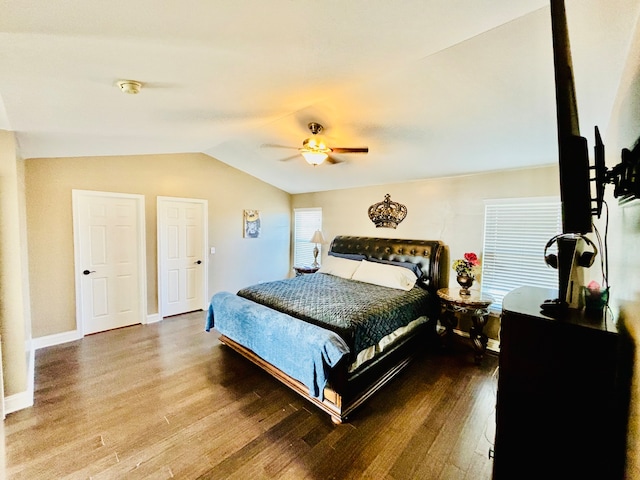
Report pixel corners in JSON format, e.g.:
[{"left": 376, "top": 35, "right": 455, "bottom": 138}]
[{"left": 493, "top": 286, "right": 630, "bottom": 480}]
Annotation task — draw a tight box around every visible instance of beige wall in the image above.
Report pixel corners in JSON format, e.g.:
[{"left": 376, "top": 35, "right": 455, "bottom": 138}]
[
  {"left": 0, "top": 130, "right": 30, "bottom": 397},
  {"left": 293, "top": 165, "right": 560, "bottom": 270},
  {"left": 292, "top": 165, "right": 561, "bottom": 339},
  {"left": 25, "top": 152, "right": 291, "bottom": 338}
]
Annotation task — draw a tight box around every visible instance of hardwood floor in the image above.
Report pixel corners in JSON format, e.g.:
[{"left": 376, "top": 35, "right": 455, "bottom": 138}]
[{"left": 3, "top": 312, "right": 498, "bottom": 479}]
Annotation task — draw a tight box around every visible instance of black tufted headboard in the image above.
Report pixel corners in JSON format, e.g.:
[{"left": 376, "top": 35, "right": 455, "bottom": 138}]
[{"left": 328, "top": 235, "right": 448, "bottom": 290}]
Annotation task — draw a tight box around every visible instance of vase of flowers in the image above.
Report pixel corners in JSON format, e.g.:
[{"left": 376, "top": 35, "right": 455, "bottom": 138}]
[{"left": 452, "top": 252, "right": 480, "bottom": 295}]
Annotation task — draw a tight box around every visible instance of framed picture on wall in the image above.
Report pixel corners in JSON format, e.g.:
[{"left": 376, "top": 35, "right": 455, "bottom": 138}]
[{"left": 243, "top": 209, "right": 261, "bottom": 238}]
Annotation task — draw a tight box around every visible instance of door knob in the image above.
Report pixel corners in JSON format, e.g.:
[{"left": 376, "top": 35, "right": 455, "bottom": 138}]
[
  {"left": 82, "top": 269, "right": 96, "bottom": 275},
  {"left": 195, "top": 260, "right": 202, "bottom": 265}
]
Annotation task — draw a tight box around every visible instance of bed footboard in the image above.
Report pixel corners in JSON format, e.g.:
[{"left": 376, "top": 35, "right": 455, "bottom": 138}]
[{"left": 219, "top": 319, "right": 433, "bottom": 424}]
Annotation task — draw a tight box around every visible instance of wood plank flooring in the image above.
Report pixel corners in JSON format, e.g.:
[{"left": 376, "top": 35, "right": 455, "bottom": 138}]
[{"left": 3, "top": 311, "right": 498, "bottom": 479}]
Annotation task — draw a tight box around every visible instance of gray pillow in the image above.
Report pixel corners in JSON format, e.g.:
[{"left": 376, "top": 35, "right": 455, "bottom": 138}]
[
  {"left": 328, "top": 251, "right": 367, "bottom": 261},
  {"left": 367, "top": 257, "right": 424, "bottom": 280}
]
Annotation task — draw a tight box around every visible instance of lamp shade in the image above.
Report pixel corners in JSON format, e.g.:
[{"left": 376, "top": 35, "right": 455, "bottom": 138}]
[{"left": 310, "top": 230, "right": 325, "bottom": 244}]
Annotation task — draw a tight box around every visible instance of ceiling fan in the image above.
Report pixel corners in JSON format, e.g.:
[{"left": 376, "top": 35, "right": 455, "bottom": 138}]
[{"left": 264, "top": 122, "right": 369, "bottom": 166}]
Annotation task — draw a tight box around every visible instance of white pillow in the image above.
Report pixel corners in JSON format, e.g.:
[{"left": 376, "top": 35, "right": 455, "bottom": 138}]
[
  {"left": 317, "top": 256, "right": 362, "bottom": 279},
  {"left": 351, "top": 260, "right": 417, "bottom": 291}
]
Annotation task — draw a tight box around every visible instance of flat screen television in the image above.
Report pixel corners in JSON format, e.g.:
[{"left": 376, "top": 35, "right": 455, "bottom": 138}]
[
  {"left": 545, "top": 0, "right": 601, "bottom": 310},
  {"left": 557, "top": 134, "right": 592, "bottom": 234},
  {"left": 550, "top": 0, "right": 593, "bottom": 236}
]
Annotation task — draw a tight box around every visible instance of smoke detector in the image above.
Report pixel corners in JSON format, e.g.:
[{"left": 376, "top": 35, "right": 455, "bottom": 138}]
[{"left": 117, "top": 80, "right": 142, "bottom": 94}]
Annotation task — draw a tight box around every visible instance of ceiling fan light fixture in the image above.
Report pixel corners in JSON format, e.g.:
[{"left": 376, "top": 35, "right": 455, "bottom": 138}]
[
  {"left": 301, "top": 150, "right": 328, "bottom": 165},
  {"left": 264, "top": 121, "right": 368, "bottom": 166},
  {"left": 302, "top": 137, "right": 329, "bottom": 151},
  {"left": 117, "top": 80, "right": 142, "bottom": 94}
]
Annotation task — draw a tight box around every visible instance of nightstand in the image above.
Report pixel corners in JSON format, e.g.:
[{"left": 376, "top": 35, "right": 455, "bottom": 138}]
[
  {"left": 293, "top": 265, "right": 319, "bottom": 276},
  {"left": 436, "top": 287, "right": 494, "bottom": 364}
]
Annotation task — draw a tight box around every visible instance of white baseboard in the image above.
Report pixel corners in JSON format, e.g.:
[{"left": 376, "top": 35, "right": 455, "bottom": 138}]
[
  {"left": 4, "top": 390, "right": 33, "bottom": 415},
  {"left": 32, "top": 329, "right": 82, "bottom": 350},
  {"left": 32, "top": 315, "right": 162, "bottom": 351},
  {"left": 4, "top": 346, "right": 35, "bottom": 416}
]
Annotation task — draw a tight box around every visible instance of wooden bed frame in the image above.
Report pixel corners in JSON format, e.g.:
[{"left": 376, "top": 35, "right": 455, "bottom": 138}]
[{"left": 219, "top": 236, "right": 447, "bottom": 424}]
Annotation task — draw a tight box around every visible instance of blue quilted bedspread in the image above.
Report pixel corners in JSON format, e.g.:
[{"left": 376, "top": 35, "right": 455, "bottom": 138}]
[
  {"left": 237, "top": 273, "right": 434, "bottom": 362},
  {"left": 206, "top": 274, "right": 435, "bottom": 400},
  {"left": 206, "top": 291, "right": 350, "bottom": 400}
]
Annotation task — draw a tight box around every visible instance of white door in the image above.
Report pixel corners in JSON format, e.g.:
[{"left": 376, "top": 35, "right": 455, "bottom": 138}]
[
  {"left": 158, "top": 197, "right": 207, "bottom": 317},
  {"left": 73, "top": 190, "right": 146, "bottom": 335}
]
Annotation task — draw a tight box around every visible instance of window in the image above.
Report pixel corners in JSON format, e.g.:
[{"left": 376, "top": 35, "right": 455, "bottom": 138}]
[
  {"left": 481, "top": 197, "right": 562, "bottom": 312},
  {"left": 293, "top": 208, "right": 322, "bottom": 267}
]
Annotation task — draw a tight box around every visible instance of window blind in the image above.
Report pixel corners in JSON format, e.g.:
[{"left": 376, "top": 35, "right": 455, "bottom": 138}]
[
  {"left": 293, "top": 208, "right": 322, "bottom": 267},
  {"left": 481, "top": 198, "right": 562, "bottom": 312}
]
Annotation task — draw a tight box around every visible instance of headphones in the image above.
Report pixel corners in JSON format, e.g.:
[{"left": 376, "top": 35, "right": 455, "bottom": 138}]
[{"left": 544, "top": 234, "right": 598, "bottom": 269}]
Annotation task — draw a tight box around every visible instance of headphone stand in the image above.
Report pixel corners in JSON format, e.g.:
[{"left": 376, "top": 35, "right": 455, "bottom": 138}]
[{"left": 540, "top": 236, "right": 577, "bottom": 313}]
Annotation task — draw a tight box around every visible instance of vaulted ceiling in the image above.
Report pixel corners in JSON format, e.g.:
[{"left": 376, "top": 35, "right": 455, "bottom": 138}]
[{"left": 1, "top": 0, "right": 639, "bottom": 193}]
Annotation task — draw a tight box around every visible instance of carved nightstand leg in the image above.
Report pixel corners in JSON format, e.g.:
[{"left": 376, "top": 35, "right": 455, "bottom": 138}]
[
  {"left": 470, "top": 307, "right": 489, "bottom": 364},
  {"left": 439, "top": 304, "right": 457, "bottom": 351}
]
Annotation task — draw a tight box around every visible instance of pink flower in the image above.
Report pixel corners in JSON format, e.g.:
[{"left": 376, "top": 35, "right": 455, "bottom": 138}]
[
  {"left": 464, "top": 252, "right": 479, "bottom": 265},
  {"left": 453, "top": 252, "right": 481, "bottom": 277},
  {"left": 587, "top": 280, "right": 600, "bottom": 292}
]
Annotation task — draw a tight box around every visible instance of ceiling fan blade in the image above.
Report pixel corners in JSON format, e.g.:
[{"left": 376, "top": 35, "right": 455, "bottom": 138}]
[
  {"left": 278, "top": 154, "right": 300, "bottom": 162},
  {"left": 331, "top": 147, "right": 369, "bottom": 154},
  {"left": 261, "top": 143, "right": 298, "bottom": 150},
  {"left": 326, "top": 155, "right": 344, "bottom": 165}
]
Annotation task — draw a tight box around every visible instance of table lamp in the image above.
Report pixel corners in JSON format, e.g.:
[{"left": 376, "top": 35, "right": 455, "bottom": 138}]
[{"left": 310, "top": 230, "right": 325, "bottom": 267}]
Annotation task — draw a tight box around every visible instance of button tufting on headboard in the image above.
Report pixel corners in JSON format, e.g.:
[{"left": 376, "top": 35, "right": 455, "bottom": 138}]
[{"left": 329, "top": 236, "right": 447, "bottom": 289}]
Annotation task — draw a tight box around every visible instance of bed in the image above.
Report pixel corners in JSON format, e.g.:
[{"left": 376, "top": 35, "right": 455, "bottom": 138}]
[{"left": 206, "top": 235, "right": 447, "bottom": 423}]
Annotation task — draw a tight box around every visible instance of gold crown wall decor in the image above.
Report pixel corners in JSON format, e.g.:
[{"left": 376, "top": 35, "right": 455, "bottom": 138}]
[{"left": 368, "top": 194, "right": 407, "bottom": 229}]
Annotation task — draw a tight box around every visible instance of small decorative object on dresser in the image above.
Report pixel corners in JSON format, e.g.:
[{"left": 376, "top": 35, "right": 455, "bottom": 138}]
[
  {"left": 583, "top": 280, "right": 609, "bottom": 314},
  {"left": 452, "top": 252, "right": 480, "bottom": 295}
]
